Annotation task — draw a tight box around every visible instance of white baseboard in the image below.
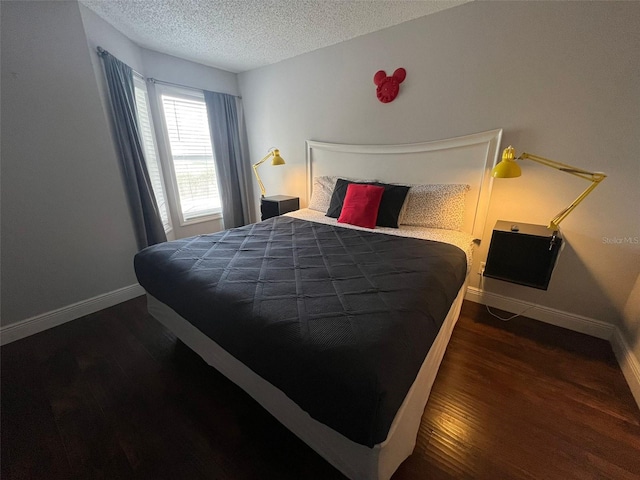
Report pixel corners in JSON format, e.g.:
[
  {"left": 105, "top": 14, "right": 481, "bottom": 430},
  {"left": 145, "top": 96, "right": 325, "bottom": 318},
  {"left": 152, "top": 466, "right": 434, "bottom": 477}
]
[
  {"left": 610, "top": 328, "right": 640, "bottom": 410},
  {"left": 0, "top": 284, "right": 145, "bottom": 346},
  {"left": 465, "top": 286, "right": 640, "bottom": 410},
  {"left": 464, "top": 286, "right": 614, "bottom": 339}
]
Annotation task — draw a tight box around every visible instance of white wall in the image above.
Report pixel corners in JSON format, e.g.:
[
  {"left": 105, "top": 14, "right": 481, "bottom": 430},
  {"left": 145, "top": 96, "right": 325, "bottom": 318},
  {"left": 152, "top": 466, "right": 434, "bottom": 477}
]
[
  {"left": 1, "top": 0, "right": 139, "bottom": 326},
  {"left": 239, "top": 1, "right": 640, "bottom": 357}
]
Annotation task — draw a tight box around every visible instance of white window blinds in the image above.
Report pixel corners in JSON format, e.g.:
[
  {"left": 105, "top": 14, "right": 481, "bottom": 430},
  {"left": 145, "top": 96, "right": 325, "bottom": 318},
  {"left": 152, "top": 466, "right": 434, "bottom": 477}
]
[
  {"left": 160, "top": 92, "right": 221, "bottom": 222},
  {"left": 132, "top": 75, "right": 172, "bottom": 233}
]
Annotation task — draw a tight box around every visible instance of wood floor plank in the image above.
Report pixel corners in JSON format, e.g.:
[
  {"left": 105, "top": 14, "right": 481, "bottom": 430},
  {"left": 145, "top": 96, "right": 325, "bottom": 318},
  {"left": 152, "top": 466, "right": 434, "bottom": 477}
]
[
  {"left": 2, "top": 296, "right": 639, "bottom": 479},
  {"left": 1, "top": 357, "right": 73, "bottom": 479}
]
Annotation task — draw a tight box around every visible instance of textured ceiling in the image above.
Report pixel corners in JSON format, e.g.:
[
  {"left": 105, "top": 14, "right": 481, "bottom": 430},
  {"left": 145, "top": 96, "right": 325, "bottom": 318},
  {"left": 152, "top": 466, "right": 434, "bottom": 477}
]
[{"left": 80, "top": 0, "right": 469, "bottom": 73}]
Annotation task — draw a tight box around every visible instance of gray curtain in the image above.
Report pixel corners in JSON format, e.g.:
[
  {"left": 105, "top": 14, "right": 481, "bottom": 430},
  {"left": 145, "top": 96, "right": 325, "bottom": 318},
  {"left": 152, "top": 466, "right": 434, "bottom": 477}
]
[
  {"left": 204, "top": 91, "right": 252, "bottom": 228},
  {"left": 99, "top": 49, "right": 166, "bottom": 249}
]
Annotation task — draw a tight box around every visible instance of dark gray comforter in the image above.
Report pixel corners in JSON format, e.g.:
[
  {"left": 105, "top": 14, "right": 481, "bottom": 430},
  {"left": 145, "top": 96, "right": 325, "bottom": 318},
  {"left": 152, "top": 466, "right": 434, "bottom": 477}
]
[{"left": 134, "top": 216, "right": 467, "bottom": 447}]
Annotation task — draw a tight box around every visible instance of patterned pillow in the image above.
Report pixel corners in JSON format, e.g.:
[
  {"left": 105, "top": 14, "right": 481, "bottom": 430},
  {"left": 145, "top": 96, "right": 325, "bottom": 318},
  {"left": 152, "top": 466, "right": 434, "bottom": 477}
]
[
  {"left": 399, "top": 184, "right": 470, "bottom": 231},
  {"left": 308, "top": 176, "right": 338, "bottom": 213}
]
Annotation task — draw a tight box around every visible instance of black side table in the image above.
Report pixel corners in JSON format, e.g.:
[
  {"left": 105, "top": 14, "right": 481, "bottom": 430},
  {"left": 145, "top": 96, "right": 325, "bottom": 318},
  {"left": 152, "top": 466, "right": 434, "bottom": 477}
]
[
  {"left": 261, "top": 195, "right": 300, "bottom": 221},
  {"left": 483, "top": 220, "right": 562, "bottom": 290}
]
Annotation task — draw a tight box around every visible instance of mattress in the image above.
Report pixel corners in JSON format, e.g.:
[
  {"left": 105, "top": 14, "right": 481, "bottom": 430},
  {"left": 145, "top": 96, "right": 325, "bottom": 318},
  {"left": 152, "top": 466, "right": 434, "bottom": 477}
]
[{"left": 134, "top": 215, "right": 468, "bottom": 447}]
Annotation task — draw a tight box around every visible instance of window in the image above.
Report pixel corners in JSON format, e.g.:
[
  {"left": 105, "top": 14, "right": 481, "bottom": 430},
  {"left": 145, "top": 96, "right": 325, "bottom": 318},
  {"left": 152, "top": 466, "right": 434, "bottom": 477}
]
[
  {"left": 132, "top": 75, "right": 172, "bottom": 233},
  {"left": 159, "top": 89, "right": 221, "bottom": 223}
]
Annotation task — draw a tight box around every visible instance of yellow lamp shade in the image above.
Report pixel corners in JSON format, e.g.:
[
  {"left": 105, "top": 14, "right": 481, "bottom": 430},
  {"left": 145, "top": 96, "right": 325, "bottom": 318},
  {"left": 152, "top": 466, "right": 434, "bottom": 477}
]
[
  {"left": 271, "top": 149, "right": 285, "bottom": 165},
  {"left": 491, "top": 146, "right": 522, "bottom": 178}
]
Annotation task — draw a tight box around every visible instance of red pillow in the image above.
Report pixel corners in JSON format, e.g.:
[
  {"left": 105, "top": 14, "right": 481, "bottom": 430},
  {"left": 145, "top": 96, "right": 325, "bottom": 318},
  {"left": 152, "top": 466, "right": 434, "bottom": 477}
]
[{"left": 337, "top": 184, "right": 385, "bottom": 229}]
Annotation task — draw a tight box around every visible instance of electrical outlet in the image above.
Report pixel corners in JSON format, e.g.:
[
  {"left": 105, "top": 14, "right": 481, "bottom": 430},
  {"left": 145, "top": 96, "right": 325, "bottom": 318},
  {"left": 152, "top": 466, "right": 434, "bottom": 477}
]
[{"left": 478, "top": 261, "right": 486, "bottom": 275}]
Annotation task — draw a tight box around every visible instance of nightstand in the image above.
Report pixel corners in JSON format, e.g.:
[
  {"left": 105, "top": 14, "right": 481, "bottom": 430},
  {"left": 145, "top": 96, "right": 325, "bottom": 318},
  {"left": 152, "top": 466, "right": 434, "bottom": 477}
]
[
  {"left": 483, "top": 220, "right": 562, "bottom": 290},
  {"left": 261, "top": 195, "right": 300, "bottom": 221}
]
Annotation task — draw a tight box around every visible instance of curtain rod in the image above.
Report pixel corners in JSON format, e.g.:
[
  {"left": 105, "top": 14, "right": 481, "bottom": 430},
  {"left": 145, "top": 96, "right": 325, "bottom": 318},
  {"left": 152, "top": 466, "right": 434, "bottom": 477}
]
[
  {"left": 96, "top": 46, "right": 144, "bottom": 77},
  {"left": 96, "top": 47, "right": 240, "bottom": 99},
  {"left": 147, "top": 77, "right": 241, "bottom": 99}
]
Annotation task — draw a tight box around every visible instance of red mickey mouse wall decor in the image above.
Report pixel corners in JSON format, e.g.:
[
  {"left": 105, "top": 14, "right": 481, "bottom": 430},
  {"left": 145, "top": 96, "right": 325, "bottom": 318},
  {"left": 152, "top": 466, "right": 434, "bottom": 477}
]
[{"left": 373, "top": 68, "right": 406, "bottom": 103}]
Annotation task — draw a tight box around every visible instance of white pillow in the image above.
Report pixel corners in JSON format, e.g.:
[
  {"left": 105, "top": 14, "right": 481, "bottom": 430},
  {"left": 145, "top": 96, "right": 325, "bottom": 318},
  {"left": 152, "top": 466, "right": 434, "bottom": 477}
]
[
  {"left": 399, "top": 184, "right": 470, "bottom": 231},
  {"left": 308, "top": 176, "right": 377, "bottom": 213}
]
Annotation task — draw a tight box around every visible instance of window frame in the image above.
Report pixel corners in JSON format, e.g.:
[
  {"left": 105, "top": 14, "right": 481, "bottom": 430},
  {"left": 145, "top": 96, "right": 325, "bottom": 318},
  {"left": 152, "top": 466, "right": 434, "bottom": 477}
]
[{"left": 154, "top": 84, "right": 222, "bottom": 227}]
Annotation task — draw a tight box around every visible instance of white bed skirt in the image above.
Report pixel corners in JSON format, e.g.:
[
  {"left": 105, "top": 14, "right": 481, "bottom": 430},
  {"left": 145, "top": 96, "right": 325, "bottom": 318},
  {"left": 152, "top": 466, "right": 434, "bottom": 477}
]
[{"left": 146, "top": 280, "right": 466, "bottom": 480}]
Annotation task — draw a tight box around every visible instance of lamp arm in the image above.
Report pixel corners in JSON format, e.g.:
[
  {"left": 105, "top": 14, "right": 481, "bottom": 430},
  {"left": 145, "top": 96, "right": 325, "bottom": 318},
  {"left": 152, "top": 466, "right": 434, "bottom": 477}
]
[
  {"left": 520, "top": 152, "right": 607, "bottom": 230},
  {"left": 252, "top": 152, "right": 272, "bottom": 197},
  {"left": 520, "top": 152, "right": 604, "bottom": 182},
  {"left": 548, "top": 177, "right": 605, "bottom": 230}
]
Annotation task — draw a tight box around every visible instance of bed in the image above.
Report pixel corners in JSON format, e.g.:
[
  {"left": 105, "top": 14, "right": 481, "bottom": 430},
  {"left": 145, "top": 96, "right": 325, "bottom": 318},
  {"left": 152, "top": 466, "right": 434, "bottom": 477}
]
[{"left": 134, "top": 129, "right": 503, "bottom": 480}]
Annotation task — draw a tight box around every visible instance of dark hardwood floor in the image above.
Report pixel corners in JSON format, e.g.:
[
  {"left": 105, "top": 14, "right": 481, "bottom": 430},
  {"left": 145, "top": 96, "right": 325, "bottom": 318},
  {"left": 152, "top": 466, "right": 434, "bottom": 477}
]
[{"left": 2, "top": 297, "right": 639, "bottom": 479}]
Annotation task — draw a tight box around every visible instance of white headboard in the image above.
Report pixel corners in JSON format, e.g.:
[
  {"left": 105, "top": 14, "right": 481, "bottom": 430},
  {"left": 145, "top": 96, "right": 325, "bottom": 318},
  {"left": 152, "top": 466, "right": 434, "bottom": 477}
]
[{"left": 305, "top": 129, "right": 503, "bottom": 242}]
